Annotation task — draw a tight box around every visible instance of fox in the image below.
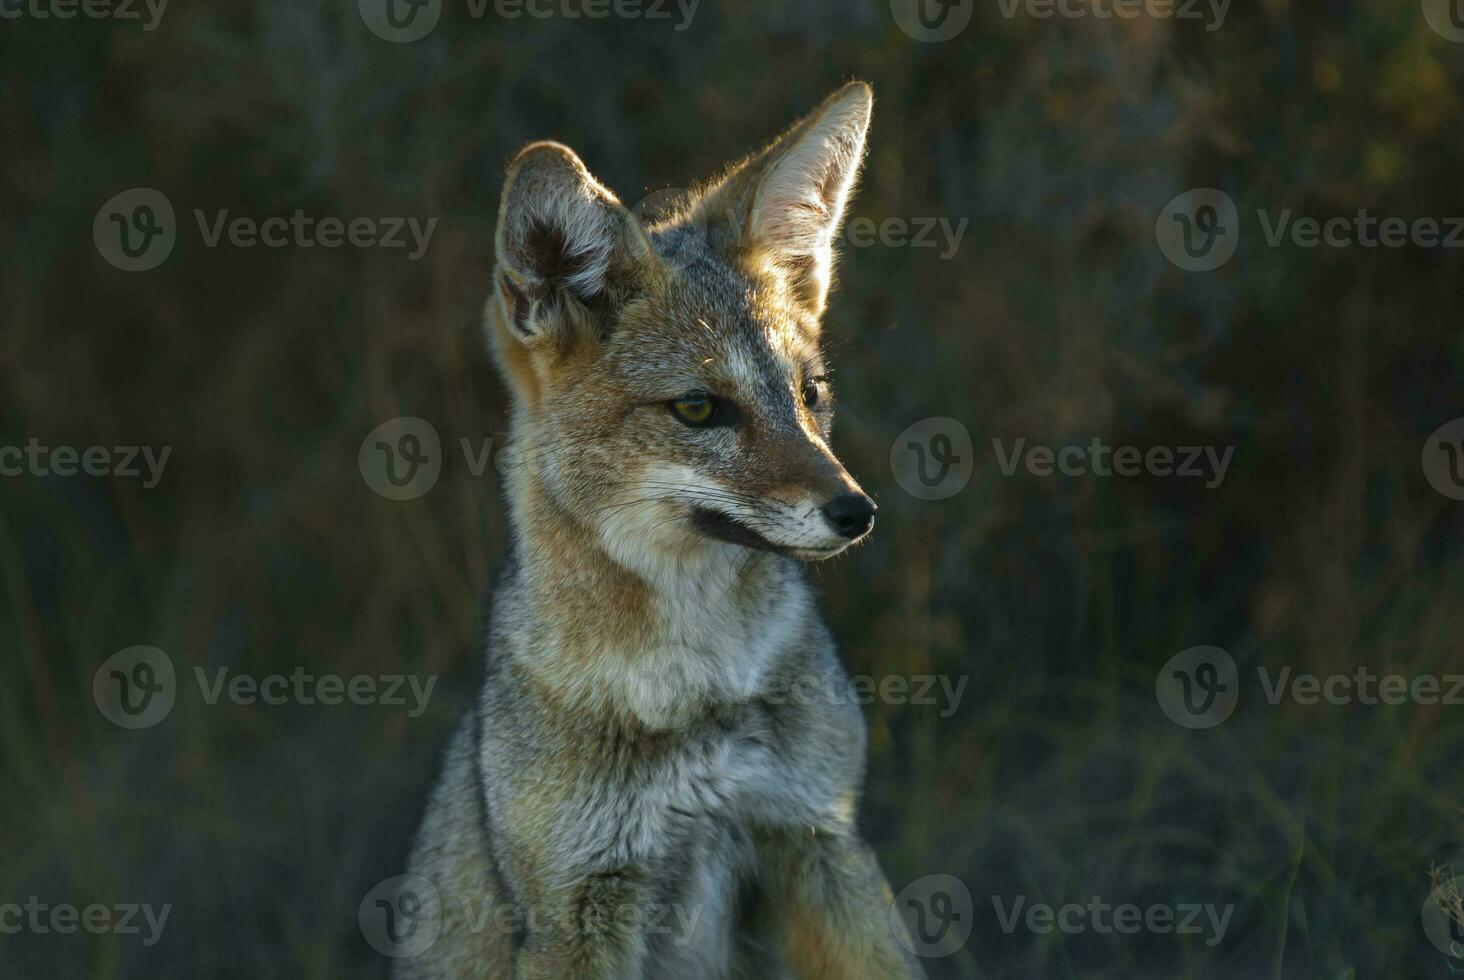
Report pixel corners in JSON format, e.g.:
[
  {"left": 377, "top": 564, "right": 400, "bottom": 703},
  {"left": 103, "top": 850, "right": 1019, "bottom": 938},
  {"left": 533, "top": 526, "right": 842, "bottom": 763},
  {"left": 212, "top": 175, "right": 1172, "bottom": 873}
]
[{"left": 396, "top": 81, "right": 924, "bottom": 980}]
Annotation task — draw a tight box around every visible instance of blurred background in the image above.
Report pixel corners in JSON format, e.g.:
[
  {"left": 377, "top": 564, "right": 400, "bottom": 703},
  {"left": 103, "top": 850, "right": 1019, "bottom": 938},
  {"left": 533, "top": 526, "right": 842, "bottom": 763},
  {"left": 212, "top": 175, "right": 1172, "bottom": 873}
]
[{"left": 4, "top": 0, "right": 1464, "bottom": 976}]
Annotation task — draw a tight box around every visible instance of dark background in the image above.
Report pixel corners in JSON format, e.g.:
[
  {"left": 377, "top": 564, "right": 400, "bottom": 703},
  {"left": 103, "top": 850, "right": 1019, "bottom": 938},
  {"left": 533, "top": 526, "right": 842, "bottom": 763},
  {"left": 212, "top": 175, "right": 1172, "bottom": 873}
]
[{"left": 3, "top": 0, "right": 1464, "bottom": 976}]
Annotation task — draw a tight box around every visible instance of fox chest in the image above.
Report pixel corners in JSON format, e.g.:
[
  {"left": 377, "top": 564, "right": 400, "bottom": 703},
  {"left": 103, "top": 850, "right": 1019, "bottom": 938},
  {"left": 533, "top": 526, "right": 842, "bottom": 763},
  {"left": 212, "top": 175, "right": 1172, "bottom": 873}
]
[{"left": 557, "top": 727, "right": 785, "bottom": 871}]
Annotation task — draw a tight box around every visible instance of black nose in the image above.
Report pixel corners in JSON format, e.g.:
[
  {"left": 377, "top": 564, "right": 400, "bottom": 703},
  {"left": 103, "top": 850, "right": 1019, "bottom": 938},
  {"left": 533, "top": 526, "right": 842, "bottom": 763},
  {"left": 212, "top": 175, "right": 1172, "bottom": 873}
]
[{"left": 821, "top": 493, "right": 876, "bottom": 539}]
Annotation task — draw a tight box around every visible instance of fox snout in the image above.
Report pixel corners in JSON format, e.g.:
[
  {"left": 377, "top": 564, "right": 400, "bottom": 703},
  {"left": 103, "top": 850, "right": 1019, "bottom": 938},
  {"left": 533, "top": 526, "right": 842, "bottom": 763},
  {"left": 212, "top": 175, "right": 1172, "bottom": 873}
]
[
  {"left": 685, "top": 483, "right": 875, "bottom": 560},
  {"left": 767, "top": 430, "right": 877, "bottom": 544},
  {"left": 675, "top": 425, "right": 877, "bottom": 561}
]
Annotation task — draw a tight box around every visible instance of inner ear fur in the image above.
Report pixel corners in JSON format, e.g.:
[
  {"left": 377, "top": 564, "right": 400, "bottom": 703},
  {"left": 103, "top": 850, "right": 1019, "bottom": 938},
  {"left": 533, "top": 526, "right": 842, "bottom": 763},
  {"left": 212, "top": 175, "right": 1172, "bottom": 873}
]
[
  {"left": 492, "top": 141, "right": 661, "bottom": 348},
  {"left": 686, "top": 82, "right": 873, "bottom": 314}
]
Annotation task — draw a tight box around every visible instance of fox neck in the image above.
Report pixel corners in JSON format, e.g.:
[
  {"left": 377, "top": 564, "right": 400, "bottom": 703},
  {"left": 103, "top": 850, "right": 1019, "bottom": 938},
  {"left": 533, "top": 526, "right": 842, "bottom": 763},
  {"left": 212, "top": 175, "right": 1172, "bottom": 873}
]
[{"left": 500, "top": 449, "right": 815, "bottom": 729}]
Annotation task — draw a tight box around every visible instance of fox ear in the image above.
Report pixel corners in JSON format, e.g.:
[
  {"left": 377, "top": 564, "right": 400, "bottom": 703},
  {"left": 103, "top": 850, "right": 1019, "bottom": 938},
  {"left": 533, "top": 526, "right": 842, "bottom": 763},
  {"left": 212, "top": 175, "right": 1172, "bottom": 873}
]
[
  {"left": 493, "top": 142, "right": 657, "bottom": 346},
  {"left": 695, "top": 82, "right": 872, "bottom": 314}
]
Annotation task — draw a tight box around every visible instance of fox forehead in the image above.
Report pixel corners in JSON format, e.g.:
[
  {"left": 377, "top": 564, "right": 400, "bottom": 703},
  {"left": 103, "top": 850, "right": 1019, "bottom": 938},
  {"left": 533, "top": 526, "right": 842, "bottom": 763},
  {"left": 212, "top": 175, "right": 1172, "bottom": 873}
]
[{"left": 602, "top": 229, "right": 823, "bottom": 401}]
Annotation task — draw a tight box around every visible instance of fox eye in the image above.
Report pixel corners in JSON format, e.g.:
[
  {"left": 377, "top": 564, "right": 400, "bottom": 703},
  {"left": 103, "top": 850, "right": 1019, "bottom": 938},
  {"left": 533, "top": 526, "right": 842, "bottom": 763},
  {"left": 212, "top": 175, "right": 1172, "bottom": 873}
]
[
  {"left": 802, "top": 376, "right": 827, "bottom": 408},
  {"left": 669, "top": 395, "right": 718, "bottom": 427}
]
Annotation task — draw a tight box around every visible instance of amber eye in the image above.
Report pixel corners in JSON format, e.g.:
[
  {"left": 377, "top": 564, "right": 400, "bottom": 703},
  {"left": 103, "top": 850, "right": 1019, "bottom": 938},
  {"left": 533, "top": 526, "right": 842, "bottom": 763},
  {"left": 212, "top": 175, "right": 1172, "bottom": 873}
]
[{"left": 670, "top": 396, "right": 716, "bottom": 427}]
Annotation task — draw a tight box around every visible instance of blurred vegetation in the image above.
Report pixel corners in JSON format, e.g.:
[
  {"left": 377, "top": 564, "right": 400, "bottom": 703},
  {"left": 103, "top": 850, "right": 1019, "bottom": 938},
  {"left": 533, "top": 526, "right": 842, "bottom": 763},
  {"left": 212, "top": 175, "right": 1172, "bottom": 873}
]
[{"left": 3, "top": 0, "right": 1464, "bottom": 976}]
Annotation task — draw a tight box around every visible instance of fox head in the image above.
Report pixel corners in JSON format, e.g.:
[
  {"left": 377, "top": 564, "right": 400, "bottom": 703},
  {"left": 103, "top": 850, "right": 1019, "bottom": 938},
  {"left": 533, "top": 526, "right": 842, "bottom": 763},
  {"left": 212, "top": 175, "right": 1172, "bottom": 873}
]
[{"left": 488, "top": 82, "right": 876, "bottom": 574}]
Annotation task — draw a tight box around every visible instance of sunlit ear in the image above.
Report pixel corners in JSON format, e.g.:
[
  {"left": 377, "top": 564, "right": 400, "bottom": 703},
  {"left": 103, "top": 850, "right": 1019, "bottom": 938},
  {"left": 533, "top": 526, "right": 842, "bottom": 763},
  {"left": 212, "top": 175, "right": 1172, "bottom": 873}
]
[
  {"left": 690, "top": 82, "right": 873, "bottom": 313},
  {"left": 493, "top": 141, "right": 657, "bottom": 345}
]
